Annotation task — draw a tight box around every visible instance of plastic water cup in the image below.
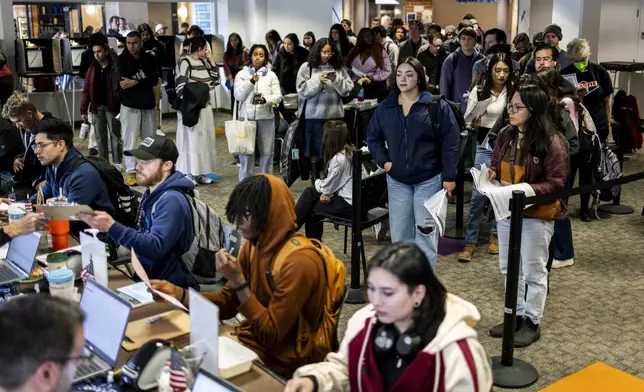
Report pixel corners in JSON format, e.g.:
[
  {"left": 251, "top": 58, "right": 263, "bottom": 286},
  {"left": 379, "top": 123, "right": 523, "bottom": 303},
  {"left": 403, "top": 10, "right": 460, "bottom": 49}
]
[
  {"left": 47, "top": 268, "right": 75, "bottom": 300},
  {"left": 46, "top": 252, "right": 68, "bottom": 272},
  {"left": 8, "top": 203, "right": 26, "bottom": 224}
]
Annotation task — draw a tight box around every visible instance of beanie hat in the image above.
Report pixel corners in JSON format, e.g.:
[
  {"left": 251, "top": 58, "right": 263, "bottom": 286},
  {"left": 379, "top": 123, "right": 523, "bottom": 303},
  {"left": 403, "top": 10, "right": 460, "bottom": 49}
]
[{"left": 543, "top": 24, "right": 563, "bottom": 40}]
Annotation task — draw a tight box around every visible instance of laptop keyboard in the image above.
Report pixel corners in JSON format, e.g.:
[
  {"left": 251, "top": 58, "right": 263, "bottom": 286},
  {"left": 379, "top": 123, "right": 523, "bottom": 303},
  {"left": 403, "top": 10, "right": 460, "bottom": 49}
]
[
  {"left": 75, "top": 356, "right": 106, "bottom": 379},
  {"left": 0, "top": 266, "right": 18, "bottom": 282}
]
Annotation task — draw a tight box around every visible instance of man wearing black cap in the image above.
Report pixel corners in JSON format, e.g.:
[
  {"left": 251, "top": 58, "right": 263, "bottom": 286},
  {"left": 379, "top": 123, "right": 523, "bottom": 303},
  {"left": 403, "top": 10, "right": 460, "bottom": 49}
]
[
  {"left": 525, "top": 24, "right": 572, "bottom": 73},
  {"left": 79, "top": 135, "right": 199, "bottom": 290}
]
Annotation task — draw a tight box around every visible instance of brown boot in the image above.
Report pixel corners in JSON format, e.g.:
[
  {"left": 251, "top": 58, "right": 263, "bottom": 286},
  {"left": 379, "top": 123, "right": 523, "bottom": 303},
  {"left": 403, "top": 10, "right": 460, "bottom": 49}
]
[
  {"left": 458, "top": 243, "right": 477, "bottom": 263},
  {"left": 488, "top": 233, "right": 499, "bottom": 255}
]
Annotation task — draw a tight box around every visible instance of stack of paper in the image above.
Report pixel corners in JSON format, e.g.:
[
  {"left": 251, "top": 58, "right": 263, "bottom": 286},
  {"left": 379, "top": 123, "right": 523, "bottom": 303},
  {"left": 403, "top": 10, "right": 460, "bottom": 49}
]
[
  {"left": 423, "top": 190, "right": 448, "bottom": 237},
  {"left": 464, "top": 97, "right": 493, "bottom": 124},
  {"left": 470, "top": 164, "right": 536, "bottom": 221}
]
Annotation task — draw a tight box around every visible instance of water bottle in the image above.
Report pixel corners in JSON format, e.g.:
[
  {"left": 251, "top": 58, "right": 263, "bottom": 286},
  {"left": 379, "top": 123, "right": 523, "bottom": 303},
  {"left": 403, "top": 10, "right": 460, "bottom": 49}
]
[
  {"left": 357, "top": 87, "right": 365, "bottom": 103},
  {"left": 79, "top": 121, "right": 90, "bottom": 140}
]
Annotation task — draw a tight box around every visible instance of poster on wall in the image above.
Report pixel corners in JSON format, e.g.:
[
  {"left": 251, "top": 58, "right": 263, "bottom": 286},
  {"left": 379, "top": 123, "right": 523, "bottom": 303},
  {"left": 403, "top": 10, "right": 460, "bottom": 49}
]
[
  {"left": 422, "top": 10, "right": 433, "bottom": 24},
  {"left": 406, "top": 12, "right": 416, "bottom": 25}
]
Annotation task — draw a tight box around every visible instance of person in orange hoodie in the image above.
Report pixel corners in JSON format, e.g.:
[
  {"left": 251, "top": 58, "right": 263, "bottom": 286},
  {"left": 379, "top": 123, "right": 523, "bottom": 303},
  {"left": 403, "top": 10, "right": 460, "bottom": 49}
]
[{"left": 150, "top": 174, "right": 325, "bottom": 378}]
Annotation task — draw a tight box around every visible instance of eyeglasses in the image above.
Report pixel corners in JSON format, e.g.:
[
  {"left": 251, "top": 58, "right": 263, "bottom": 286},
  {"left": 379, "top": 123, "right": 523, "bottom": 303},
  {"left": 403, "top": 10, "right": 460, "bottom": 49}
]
[
  {"left": 507, "top": 103, "right": 527, "bottom": 113},
  {"left": 31, "top": 141, "right": 57, "bottom": 152}
]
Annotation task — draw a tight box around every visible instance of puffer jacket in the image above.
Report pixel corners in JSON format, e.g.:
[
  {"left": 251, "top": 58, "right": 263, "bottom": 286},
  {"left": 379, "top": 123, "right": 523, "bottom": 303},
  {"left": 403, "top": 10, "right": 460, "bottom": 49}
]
[{"left": 234, "top": 66, "right": 283, "bottom": 120}]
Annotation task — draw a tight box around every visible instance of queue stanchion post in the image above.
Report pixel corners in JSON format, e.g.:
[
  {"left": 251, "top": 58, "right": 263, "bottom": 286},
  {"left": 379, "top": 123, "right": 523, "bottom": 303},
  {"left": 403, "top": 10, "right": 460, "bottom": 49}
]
[
  {"left": 444, "top": 130, "right": 470, "bottom": 239},
  {"left": 491, "top": 190, "right": 538, "bottom": 388}
]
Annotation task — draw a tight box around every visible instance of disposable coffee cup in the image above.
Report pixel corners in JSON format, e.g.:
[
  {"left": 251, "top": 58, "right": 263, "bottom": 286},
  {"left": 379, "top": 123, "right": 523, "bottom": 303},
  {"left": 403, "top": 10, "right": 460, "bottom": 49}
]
[
  {"left": 47, "top": 252, "right": 68, "bottom": 272},
  {"left": 8, "top": 203, "right": 26, "bottom": 224},
  {"left": 47, "top": 268, "right": 75, "bottom": 300}
]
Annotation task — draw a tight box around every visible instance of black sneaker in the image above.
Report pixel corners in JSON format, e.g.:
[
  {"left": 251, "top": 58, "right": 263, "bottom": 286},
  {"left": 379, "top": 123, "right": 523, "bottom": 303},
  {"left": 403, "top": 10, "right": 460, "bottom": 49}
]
[
  {"left": 515, "top": 318, "right": 541, "bottom": 347},
  {"left": 89, "top": 148, "right": 98, "bottom": 156},
  {"left": 489, "top": 316, "right": 524, "bottom": 338}
]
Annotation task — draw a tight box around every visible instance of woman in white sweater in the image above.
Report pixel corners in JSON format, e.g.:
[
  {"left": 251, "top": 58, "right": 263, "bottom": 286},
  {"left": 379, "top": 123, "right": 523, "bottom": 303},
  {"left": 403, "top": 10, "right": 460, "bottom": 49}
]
[
  {"left": 286, "top": 243, "right": 492, "bottom": 392},
  {"left": 234, "top": 44, "right": 283, "bottom": 181},
  {"left": 294, "top": 120, "right": 353, "bottom": 240}
]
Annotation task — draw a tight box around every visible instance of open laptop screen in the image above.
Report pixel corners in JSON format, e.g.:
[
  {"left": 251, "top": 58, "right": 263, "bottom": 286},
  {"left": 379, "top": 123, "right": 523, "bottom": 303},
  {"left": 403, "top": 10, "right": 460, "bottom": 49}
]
[
  {"left": 192, "top": 369, "right": 243, "bottom": 392},
  {"left": 79, "top": 279, "right": 131, "bottom": 366},
  {"left": 6, "top": 232, "right": 41, "bottom": 276}
]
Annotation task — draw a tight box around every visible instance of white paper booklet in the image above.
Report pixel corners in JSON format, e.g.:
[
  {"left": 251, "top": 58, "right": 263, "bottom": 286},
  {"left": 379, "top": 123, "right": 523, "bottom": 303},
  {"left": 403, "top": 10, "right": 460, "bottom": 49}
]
[
  {"left": 423, "top": 189, "right": 448, "bottom": 237},
  {"left": 470, "top": 164, "right": 536, "bottom": 221},
  {"left": 116, "top": 282, "right": 155, "bottom": 308},
  {"left": 464, "top": 97, "right": 492, "bottom": 123}
]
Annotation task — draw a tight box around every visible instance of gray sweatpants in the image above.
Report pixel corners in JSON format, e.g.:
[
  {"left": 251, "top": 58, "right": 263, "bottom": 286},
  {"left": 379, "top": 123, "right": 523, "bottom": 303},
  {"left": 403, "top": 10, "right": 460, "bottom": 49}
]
[
  {"left": 121, "top": 104, "right": 157, "bottom": 173},
  {"left": 92, "top": 107, "right": 123, "bottom": 163}
]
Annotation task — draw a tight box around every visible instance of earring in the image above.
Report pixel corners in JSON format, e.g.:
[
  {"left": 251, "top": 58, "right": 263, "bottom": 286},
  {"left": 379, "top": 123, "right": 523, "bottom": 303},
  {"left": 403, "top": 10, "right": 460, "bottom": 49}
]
[{"left": 413, "top": 301, "right": 421, "bottom": 308}]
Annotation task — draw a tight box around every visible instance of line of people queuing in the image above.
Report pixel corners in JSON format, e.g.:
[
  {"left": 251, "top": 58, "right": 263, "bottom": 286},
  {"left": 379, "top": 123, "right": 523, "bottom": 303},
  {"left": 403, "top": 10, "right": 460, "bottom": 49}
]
[{"left": 0, "top": 15, "right": 617, "bottom": 392}]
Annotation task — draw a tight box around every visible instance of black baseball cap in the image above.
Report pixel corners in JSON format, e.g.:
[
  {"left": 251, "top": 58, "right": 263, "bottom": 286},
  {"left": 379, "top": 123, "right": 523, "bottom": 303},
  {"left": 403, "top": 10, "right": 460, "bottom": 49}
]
[{"left": 124, "top": 135, "right": 179, "bottom": 164}]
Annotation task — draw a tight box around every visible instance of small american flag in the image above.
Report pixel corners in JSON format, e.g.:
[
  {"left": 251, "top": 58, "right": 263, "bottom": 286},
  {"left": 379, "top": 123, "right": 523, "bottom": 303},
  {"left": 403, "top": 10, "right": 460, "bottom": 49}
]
[
  {"left": 167, "top": 348, "right": 188, "bottom": 391},
  {"left": 81, "top": 255, "right": 95, "bottom": 283}
]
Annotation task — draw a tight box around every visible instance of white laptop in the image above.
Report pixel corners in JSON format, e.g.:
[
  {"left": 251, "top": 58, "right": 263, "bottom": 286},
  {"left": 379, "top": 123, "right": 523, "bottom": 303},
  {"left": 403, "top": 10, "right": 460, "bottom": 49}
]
[
  {"left": 0, "top": 232, "right": 41, "bottom": 285},
  {"left": 192, "top": 369, "right": 243, "bottom": 392},
  {"left": 73, "top": 279, "right": 132, "bottom": 382}
]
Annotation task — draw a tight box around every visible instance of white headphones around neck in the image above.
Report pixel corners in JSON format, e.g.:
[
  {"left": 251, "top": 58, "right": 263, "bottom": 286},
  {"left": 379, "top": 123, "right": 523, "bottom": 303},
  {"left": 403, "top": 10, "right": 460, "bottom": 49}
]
[{"left": 249, "top": 66, "right": 268, "bottom": 77}]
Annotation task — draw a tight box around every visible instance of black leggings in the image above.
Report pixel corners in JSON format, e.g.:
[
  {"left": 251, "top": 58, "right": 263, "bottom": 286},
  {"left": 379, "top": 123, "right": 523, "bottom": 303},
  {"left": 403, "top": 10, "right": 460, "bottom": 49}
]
[
  {"left": 570, "top": 154, "right": 594, "bottom": 214},
  {"left": 294, "top": 187, "right": 352, "bottom": 240}
]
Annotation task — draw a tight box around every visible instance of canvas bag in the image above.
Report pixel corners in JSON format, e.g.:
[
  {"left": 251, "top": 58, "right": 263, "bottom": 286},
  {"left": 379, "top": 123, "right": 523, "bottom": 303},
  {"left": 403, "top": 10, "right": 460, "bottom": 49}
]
[{"left": 225, "top": 99, "right": 256, "bottom": 155}]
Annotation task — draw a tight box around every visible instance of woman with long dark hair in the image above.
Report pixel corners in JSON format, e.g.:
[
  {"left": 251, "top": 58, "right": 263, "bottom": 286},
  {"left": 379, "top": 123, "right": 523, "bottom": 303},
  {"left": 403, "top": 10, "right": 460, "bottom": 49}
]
[
  {"left": 273, "top": 33, "right": 309, "bottom": 95},
  {"left": 285, "top": 243, "right": 492, "bottom": 392},
  {"left": 265, "top": 29, "right": 283, "bottom": 65},
  {"left": 223, "top": 32, "right": 248, "bottom": 90},
  {"left": 458, "top": 52, "right": 514, "bottom": 262},
  {"left": 303, "top": 32, "right": 316, "bottom": 52},
  {"left": 296, "top": 38, "right": 354, "bottom": 181},
  {"left": 328, "top": 23, "right": 353, "bottom": 64},
  {"left": 394, "top": 26, "right": 407, "bottom": 46},
  {"left": 294, "top": 120, "right": 354, "bottom": 240},
  {"left": 176, "top": 36, "right": 218, "bottom": 184},
  {"left": 346, "top": 28, "right": 390, "bottom": 101},
  {"left": 366, "top": 58, "right": 460, "bottom": 267},
  {"left": 488, "top": 84, "right": 568, "bottom": 347}
]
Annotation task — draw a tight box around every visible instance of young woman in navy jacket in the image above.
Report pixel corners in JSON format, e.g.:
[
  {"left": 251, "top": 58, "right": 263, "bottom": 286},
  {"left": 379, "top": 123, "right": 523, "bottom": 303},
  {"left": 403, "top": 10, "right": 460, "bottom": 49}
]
[{"left": 366, "top": 57, "right": 460, "bottom": 267}]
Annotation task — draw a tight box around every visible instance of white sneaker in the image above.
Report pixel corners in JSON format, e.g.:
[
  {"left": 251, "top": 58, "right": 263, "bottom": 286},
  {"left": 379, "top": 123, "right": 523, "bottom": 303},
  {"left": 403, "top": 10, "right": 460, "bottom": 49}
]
[
  {"left": 552, "top": 258, "right": 575, "bottom": 269},
  {"left": 156, "top": 129, "right": 166, "bottom": 136}
]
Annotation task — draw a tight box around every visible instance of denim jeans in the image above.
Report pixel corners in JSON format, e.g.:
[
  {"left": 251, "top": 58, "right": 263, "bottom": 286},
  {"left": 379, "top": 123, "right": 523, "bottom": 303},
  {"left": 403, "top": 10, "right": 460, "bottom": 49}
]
[
  {"left": 387, "top": 173, "right": 442, "bottom": 267},
  {"left": 239, "top": 119, "right": 275, "bottom": 181},
  {"left": 553, "top": 218, "right": 575, "bottom": 260},
  {"left": 497, "top": 218, "right": 554, "bottom": 325},
  {"left": 465, "top": 144, "right": 497, "bottom": 244}
]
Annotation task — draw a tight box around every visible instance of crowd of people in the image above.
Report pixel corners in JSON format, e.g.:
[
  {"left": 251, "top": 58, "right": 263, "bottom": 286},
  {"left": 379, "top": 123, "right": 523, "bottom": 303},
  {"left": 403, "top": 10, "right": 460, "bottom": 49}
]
[{"left": 0, "top": 11, "right": 619, "bottom": 392}]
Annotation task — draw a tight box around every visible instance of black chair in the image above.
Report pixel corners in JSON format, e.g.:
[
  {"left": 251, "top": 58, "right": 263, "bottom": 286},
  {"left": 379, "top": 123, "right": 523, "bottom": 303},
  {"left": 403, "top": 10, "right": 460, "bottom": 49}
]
[{"left": 312, "top": 150, "right": 388, "bottom": 303}]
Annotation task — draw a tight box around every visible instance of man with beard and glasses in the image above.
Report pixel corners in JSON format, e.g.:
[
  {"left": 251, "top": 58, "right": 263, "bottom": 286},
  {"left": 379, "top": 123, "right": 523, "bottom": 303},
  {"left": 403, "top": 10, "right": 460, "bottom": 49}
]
[
  {"left": 0, "top": 295, "right": 85, "bottom": 392},
  {"left": 79, "top": 135, "right": 198, "bottom": 290}
]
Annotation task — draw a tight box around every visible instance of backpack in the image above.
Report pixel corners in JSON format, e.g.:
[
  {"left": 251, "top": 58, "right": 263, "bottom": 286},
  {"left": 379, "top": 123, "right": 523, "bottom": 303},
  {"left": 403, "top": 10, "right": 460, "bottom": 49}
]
[
  {"left": 268, "top": 233, "right": 346, "bottom": 362},
  {"left": 71, "top": 156, "right": 138, "bottom": 228},
  {"left": 152, "top": 191, "right": 225, "bottom": 284},
  {"left": 596, "top": 144, "right": 622, "bottom": 201},
  {"left": 429, "top": 94, "right": 466, "bottom": 134},
  {"left": 577, "top": 104, "right": 602, "bottom": 166}
]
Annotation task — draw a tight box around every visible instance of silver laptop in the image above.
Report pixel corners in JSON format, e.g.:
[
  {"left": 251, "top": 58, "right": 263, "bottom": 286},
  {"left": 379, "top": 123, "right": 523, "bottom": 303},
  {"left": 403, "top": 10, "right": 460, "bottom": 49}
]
[
  {"left": 73, "top": 279, "right": 132, "bottom": 382},
  {"left": 0, "top": 232, "right": 41, "bottom": 285},
  {"left": 192, "top": 369, "right": 243, "bottom": 392}
]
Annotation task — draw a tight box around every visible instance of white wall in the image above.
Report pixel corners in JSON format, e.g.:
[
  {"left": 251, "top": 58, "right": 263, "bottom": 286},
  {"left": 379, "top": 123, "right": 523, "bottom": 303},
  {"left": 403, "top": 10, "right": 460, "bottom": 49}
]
[
  {"left": 552, "top": 0, "right": 582, "bottom": 49},
  {"left": 580, "top": 0, "right": 601, "bottom": 63},
  {"left": 597, "top": 0, "right": 639, "bottom": 63},
  {"left": 530, "top": 0, "right": 553, "bottom": 36},
  {"left": 266, "top": 0, "right": 339, "bottom": 45}
]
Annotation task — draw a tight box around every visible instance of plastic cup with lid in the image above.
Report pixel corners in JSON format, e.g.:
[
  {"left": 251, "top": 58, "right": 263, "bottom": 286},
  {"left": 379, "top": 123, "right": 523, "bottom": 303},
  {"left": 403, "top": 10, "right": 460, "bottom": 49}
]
[
  {"left": 46, "top": 252, "right": 68, "bottom": 272},
  {"left": 47, "top": 268, "right": 75, "bottom": 300}
]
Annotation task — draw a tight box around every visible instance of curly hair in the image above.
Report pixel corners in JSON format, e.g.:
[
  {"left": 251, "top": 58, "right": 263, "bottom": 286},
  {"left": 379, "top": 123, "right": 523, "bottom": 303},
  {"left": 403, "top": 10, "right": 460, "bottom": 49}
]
[{"left": 2, "top": 91, "right": 35, "bottom": 119}]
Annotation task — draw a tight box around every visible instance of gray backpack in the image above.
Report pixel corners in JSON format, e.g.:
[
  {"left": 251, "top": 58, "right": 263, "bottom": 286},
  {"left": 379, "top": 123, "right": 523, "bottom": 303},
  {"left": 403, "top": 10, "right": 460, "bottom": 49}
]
[{"left": 152, "top": 191, "right": 225, "bottom": 284}]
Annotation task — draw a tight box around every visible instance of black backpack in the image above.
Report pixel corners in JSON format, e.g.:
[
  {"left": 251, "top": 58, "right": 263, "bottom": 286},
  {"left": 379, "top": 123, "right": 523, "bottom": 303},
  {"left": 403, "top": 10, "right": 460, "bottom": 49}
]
[
  {"left": 72, "top": 156, "right": 139, "bottom": 228},
  {"left": 429, "top": 94, "right": 466, "bottom": 133}
]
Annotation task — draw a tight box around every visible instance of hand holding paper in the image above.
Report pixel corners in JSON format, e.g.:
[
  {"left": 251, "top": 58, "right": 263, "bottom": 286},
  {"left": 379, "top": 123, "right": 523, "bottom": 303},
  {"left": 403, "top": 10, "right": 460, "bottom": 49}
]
[
  {"left": 470, "top": 164, "right": 536, "bottom": 221},
  {"left": 423, "top": 190, "right": 448, "bottom": 237},
  {"left": 130, "top": 249, "right": 188, "bottom": 311}
]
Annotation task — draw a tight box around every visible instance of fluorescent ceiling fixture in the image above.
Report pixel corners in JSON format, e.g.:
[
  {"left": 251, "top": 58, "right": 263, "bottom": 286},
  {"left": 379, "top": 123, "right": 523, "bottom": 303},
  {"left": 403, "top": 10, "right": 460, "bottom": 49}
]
[
  {"left": 178, "top": 5, "right": 188, "bottom": 19},
  {"left": 375, "top": 0, "right": 400, "bottom": 4},
  {"left": 86, "top": 5, "right": 96, "bottom": 15}
]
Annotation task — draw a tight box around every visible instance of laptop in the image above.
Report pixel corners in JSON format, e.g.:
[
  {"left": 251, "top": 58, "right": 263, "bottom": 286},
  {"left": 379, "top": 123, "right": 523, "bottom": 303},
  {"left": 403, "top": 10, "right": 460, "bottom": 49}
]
[
  {"left": 191, "top": 369, "right": 244, "bottom": 392},
  {"left": 0, "top": 232, "right": 41, "bottom": 285},
  {"left": 73, "top": 279, "right": 132, "bottom": 383}
]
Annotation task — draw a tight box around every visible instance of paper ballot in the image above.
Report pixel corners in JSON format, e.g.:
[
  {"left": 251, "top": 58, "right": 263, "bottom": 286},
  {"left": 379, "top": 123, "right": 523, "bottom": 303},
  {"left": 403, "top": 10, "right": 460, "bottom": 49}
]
[
  {"left": 470, "top": 164, "right": 536, "bottom": 221},
  {"left": 423, "top": 190, "right": 448, "bottom": 237},
  {"left": 464, "top": 97, "right": 493, "bottom": 124},
  {"left": 130, "top": 249, "right": 188, "bottom": 311}
]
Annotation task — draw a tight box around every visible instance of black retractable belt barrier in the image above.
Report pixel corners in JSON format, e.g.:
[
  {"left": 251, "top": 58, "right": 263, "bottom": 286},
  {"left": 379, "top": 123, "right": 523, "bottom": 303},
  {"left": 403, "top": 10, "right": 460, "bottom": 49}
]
[
  {"left": 491, "top": 190, "right": 538, "bottom": 388},
  {"left": 491, "top": 169, "right": 644, "bottom": 388}
]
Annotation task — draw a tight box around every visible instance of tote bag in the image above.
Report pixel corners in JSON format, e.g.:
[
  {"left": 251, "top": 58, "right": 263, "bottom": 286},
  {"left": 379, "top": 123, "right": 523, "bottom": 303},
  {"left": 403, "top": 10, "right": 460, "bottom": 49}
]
[{"left": 225, "top": 99, "right": 256, "bottom": 155}]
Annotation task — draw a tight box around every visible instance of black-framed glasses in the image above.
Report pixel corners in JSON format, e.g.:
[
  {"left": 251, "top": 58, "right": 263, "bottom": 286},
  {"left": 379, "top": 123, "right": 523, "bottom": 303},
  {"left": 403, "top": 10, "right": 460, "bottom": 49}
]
[
  {"left": 31, "top": 141, "right": 57, "bottom": 152},
  {"left": 507, "top": 103, "right": 527, "bottom": 113}
]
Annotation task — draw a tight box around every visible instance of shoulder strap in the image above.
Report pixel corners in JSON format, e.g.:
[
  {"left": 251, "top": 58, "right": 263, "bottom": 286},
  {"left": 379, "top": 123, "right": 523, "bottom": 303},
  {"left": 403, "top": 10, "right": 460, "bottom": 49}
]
[
  {"left": 268, "top": 234, "right": 320, "bottom": 290},
  {"left": 452, "top": 51, "right": 459, "bottom": 73},
  {"left": 429, "top": 95, "right": 442, "bottom": 130},
  {"left": 71, "top": 157, "right": 87, "bottom": 173},
  {"left": 457, "top": 340, "right": 481, "bottom": 392},
  {"left": 180, "top": 57, "right": 192, "bottom": 79}
]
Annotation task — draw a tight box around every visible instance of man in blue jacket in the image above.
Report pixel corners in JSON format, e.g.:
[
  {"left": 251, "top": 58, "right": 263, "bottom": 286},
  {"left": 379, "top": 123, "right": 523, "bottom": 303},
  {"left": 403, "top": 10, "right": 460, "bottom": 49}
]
[
  {"left": 79, "top": 136, "right": 198, "bottom": 290},
  {"left": 31, "top": 117, "right": 114, "bottom": 236}
]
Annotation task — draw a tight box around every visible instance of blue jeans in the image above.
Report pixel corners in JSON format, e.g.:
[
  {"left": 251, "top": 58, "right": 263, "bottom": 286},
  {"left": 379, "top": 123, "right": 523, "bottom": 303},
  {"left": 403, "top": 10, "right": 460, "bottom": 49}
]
[
  {"left": 465, "top": 144, "right": 497, "bottom": 244},
  {"left": 553, "top": 218, "right": 575, "bottom": 260},
  {"left": 387, "top": 173, "right": 442, "bottom": 267},
  {"left": 304, "top": 119, "right": 325, "bottom": 158}
]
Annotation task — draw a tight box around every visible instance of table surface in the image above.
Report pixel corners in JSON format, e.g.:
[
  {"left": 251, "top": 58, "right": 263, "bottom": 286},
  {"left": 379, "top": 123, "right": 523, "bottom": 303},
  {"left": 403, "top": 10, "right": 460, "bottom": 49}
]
[{"left": 107, "top": 269, "right": 286, "bottom": 391}]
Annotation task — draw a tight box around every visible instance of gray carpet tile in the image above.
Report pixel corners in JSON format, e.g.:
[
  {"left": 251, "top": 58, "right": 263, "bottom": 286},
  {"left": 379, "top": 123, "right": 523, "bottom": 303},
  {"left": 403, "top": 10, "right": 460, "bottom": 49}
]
[{"left": 77, "top": 113, "right": 644, "bottom": 390}]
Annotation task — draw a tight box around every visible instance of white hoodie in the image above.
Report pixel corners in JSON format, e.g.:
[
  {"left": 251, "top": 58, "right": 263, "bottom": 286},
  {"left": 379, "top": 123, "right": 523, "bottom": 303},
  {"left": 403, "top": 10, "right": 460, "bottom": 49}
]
[
  {"left": 293, "top": 294, "right": 493, "bottom": 392},
  {"left": 234, "top": 66, "right": 283, "bottom": 121}
]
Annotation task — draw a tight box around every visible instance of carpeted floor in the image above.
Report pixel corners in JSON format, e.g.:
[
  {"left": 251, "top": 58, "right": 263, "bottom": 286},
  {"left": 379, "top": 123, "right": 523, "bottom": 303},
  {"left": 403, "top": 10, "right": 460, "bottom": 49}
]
[{"left": 87, "top": 113, "right": 644, "bottom": 391}]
